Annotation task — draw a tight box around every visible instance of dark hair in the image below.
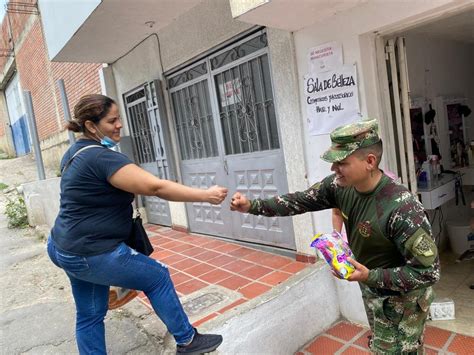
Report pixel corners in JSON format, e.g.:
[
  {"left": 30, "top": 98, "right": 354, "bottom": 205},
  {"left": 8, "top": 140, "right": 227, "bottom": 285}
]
[
  {"left": 354, "top": 140, "right": 383, "bottom": 166},
  {"left": 66, "top": 94, "right": 116, "bottom": 133}
]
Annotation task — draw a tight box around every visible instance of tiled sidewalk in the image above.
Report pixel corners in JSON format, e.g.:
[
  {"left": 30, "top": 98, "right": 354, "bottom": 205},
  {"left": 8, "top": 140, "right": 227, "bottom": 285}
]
[
  {"left": 141, "top": 224, "right": 309, "bottom": 326},
  {"left": 297, "top": 321, "right": 474, "bottom": 355},
  {"left": 141, "top": 225, "right": 473, "bottom": 354}
]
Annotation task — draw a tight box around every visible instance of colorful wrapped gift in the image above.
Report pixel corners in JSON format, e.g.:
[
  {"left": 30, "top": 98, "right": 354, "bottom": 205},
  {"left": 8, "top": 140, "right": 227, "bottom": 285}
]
[{"left": 310, "top": 231, "right": 355, "bottom": 279}]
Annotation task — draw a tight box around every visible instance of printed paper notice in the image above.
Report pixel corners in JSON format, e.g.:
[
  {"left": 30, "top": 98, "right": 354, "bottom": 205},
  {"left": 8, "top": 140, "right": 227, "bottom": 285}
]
[
  {"left": 308, "top": 42, "right": 343, "bottom": 73},
  {"left": 219, "top": 79, "right": 241, "bottom": 107}
]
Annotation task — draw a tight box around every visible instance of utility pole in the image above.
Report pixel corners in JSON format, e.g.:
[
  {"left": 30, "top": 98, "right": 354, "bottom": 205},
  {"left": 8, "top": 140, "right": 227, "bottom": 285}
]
[
  {"left": 23, "top": 91, "right": 45, "bottom": 180},
  {"left": 57, "top": 79, "right": 76, "bottom": 145}
]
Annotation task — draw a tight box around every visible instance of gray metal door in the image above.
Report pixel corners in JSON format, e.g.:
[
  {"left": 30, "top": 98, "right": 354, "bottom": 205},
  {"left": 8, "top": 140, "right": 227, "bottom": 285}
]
[
  {"left": 169, "top": 73, "right": 232, "bottom": 237},
  {"left": 124, "top": 81, "right": 172, "bottom": 226},
  {"left": 168, "top": 31, "right": 295, "bottom": 249}
]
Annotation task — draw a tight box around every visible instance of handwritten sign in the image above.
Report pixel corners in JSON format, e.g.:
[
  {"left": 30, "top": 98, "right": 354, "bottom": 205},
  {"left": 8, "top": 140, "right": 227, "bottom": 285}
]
[
  {"left": 308, "top": 42, "right": 343, "bottom": 73},
  {"left": 305, "top": 64, "right": 360, "bottom": 136}
]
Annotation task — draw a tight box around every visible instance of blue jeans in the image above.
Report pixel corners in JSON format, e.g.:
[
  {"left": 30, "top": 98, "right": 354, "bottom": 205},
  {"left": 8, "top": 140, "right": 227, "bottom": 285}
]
[{"left": 47, "top": 236, "right": 194, "bottom": 354}]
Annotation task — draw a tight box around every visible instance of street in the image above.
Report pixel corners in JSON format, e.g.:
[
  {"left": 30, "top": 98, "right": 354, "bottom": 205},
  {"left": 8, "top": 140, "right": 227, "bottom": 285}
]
[{"left": 0, "top": 155, "right": 171, "bottom": 354}]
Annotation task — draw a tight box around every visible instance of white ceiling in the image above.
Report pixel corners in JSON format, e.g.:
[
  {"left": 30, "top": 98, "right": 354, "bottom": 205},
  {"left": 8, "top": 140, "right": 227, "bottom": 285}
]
[
  {"left": 52, "top": 0, "right": 203, "bottom": 63},
  {"left": 234, "top": 0, "right": 368, "bottom": 32},
  {"left": 403, "top": 9, "right": 474, "bottom": 43}
]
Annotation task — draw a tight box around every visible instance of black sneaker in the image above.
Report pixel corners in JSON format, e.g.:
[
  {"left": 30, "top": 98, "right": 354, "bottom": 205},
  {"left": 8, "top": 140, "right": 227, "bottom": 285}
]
[{"left": 176, "top": 328, "right": 223, "bottom": 355}]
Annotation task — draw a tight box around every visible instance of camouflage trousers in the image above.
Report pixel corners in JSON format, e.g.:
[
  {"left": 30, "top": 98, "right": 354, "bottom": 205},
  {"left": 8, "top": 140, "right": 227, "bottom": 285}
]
[{"left": 359, "top": 284, "right": 434, "bottom": 354}]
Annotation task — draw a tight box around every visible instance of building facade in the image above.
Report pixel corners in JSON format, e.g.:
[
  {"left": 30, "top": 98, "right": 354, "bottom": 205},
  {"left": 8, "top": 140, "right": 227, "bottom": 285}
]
[
  {"left": 0, "top": 0, "right": 102, "bottom": 168},
  {"left": 36, "top": 0, "right": 474, "bottom": 331}
]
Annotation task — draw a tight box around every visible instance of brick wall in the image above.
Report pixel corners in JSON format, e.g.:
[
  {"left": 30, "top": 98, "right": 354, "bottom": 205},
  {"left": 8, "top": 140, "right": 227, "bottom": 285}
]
[
  {"left": 51, "top": 61, "right": 103, "bottom": 134},
  {"left": 16, "top": 18, "right": 102, "bottom": 141},
  {"left": 0, "top": 3, "right": 102, "bottom": 155},
  {"left": 0, "top": 0, "right": 34, "bottom": 71},
  {"left": 16, "top": 18, "right": 59, "bottom": 140}
]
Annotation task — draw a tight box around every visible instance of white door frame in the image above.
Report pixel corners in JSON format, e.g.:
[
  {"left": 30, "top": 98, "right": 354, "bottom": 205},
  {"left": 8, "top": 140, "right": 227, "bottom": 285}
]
[{"left": 373, "top": 3, "right": 474, "bottom": 193}]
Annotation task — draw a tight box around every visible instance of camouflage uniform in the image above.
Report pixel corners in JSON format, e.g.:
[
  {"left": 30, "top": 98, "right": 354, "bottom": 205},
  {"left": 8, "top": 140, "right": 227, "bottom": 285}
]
[{"left": 248, "top": 119, "right": 440, "bottom": 354}]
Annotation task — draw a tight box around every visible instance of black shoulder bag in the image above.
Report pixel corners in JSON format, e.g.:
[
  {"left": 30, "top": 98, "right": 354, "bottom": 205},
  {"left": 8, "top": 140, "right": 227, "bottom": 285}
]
[
  {"left": 62, "top": 145, "right": 154, "bottom": 256},
  {"left": 127, "top": 198, "right": 154, "bottom": 255}
]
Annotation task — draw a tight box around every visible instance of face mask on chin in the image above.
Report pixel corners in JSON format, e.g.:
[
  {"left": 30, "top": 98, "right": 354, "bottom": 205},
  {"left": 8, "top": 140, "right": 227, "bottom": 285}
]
[
  {"left": 94, "top": 125, "right": 118, "bottom": 149},
  {"left": 100, "top": 136, "right": 118, "bottom": 148}
]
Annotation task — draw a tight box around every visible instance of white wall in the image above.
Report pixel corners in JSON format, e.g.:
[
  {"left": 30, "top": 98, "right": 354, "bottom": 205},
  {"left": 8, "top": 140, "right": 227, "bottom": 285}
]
[
  {"left": 292, "top": 0, "right": 470, "bottom": 234},
  {"left": 266, "top": 29, "right": 314, "bottom": 255},
  {"left": 404, "top": 34, "right": 474, "bottom": 144},
  {"left": 111, "top": 36, "right": 162, "bottom": 113},
  {"left": 38, "top": 0, "right": 100, "bottom": 61},
  {"left": 206, "top": 265, "right": 341, "bottom": 354},
  {"left": 23, "top": 177, "right": 61, "bottom": 229},
  {"left": 334, "top": 279, "right": 368, "bottom": 326},
  {"left": 404, "top": 35, "right": 474, "bottom": 249},
  {"left": 158, "top": 0, "right": 254, "bottom": 71}
]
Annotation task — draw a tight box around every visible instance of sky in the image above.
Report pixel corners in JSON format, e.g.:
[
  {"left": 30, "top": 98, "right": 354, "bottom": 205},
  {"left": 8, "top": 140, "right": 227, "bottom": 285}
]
[{"left": 0, "top": 1, "right": 6, "bottom": 23}]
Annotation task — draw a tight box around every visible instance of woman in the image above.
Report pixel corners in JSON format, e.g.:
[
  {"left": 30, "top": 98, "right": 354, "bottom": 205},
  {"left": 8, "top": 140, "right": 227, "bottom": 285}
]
[{"left": 47, "top": 94, "right": 227, "bottom": 355}]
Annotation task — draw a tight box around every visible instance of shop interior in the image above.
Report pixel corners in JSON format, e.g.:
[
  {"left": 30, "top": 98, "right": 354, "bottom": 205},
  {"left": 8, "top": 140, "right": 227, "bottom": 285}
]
[{"left": 386, "top": 8, "right": 473, "bottom": 335}]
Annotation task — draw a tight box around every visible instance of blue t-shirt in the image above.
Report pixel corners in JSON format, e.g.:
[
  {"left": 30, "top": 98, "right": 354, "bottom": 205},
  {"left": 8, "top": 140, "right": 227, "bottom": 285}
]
[{"left": 51, "top": 139, "right": 134, "bottom": 255}]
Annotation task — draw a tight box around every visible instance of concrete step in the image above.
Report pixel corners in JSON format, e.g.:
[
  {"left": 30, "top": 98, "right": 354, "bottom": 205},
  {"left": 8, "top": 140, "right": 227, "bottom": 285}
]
[{"left": 123, "top": 262, "right": 346, "bottom": 354}]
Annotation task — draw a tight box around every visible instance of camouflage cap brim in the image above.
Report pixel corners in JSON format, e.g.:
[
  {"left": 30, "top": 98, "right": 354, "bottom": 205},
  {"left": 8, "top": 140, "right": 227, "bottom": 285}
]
[
  {"left": 320, "top": 145, "right": 357, "bottom": 163},
  {"left": 321, "top": 118, "right": 380, "bottom": 163}
]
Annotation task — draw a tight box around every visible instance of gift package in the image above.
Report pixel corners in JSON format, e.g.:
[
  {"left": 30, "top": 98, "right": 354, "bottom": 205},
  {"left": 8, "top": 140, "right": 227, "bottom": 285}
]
[{"left": 310, "top": 231, "right": 355, "bottom": 279}]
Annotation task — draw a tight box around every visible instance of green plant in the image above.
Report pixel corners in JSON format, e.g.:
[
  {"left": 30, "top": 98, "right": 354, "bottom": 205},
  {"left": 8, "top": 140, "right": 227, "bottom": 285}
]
[
  {"left": 35, "top": 230, "right": 47, "bottom": 242},
  {"left": 5, "top": 195, "right": 29, "bottom": 228},
  {"left": 0, "top": 182, "right": 8, "bottom": 190},
  {"left": 0, "top": 150, "right": 11, "bottom": 159}
]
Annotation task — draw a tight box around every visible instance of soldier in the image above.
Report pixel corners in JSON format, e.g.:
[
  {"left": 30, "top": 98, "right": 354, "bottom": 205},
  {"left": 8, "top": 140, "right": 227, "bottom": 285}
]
[{"left": 230, "top": 119, "right": 440, "bottom": 354}]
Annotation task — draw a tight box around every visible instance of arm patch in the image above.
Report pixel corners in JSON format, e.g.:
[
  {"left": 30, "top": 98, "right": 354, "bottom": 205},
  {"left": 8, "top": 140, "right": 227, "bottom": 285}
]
[{"left": 404, "top": 228, "right": 438, "bottom": 267}]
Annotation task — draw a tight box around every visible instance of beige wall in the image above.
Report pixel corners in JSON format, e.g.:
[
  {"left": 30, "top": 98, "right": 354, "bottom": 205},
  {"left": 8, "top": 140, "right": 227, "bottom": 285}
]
[
  {"left": 229, "top": 0, "right": 268, "bottom": 18},
  {"left": 159, "top": 0, "right": 254, "bottom": 71},
  {"left": 0, "top": 92, "right": 15, "bottom": 156},
  {"left": 39, "top": 130, "right": 71, "bottom": 175}
]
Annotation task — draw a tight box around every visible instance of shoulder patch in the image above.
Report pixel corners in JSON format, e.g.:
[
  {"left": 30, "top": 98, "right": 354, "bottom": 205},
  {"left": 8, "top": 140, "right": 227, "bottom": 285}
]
[
  {"left": 413, "top": 234, "right": 434, "bottom": 257},
  {"left": 404, "top": 228, "right": 438, "bottom": 267}
]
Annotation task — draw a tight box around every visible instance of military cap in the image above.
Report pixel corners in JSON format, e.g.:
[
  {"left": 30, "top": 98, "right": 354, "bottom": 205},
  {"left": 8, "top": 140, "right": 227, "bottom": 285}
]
[{"left": 321, "top": 118, "right": 380, "bottom": 163}]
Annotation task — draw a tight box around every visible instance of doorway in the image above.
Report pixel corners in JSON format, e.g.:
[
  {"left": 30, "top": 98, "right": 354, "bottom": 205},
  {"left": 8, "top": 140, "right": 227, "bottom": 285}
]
[
  {"left": 377, "top": 8, "right": 474, "bottom": 336},
  {"left": 5, "top": 74, "right": 30, "bottom": 156},
  {"left": 167, "top": 30, "right": 295, "bottom": 250},
  {"left": 124, "top": 81, "right": 173, "bottom": 226}
]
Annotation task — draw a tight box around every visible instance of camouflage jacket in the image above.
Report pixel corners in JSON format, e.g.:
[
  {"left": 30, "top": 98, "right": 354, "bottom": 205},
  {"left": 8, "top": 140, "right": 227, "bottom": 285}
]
[{"left": 248, "top": 174, "right": 440, "bottom": 292}]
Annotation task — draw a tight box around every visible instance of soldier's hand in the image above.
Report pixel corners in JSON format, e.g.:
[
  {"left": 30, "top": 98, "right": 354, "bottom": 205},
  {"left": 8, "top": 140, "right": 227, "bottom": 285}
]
[
  {"left": 206, "top": 185, "right": 228, "bottom": 205},
  {"left": 346, "top": 257, "right": 369, "bottom": 282},
  {"left": 230, "top": 192, "right": 251, "bottom": 213}
]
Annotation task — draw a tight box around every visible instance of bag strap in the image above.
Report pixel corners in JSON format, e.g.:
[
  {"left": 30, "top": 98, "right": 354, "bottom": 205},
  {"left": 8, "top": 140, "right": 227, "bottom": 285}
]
[
  {"left": 134, "top": 195, "right": 141, "bottom": 218},
  {"left": 62, "top": 144, "right": 143, "bottom": 216},
  {"left": 61, "top": 145, "right": 103, "bottom": 174}
]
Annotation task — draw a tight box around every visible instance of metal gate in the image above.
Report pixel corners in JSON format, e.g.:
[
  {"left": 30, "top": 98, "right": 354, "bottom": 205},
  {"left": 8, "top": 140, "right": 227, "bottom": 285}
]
[
  {"left": 124, "top": 81, "right": 173, "bottom": 226},
  {"left": 168, "top": 31, "right": 295, "bottom": 249}
]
